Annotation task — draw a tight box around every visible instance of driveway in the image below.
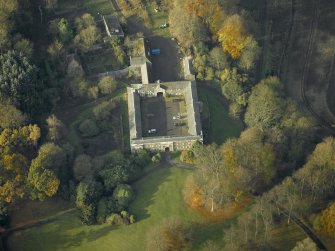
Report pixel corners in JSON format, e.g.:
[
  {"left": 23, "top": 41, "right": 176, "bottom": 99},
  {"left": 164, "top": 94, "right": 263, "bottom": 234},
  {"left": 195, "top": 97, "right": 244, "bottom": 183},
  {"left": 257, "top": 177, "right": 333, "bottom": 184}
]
[{"left": 147, "top": 36, "right": 182, "bottom": 82}]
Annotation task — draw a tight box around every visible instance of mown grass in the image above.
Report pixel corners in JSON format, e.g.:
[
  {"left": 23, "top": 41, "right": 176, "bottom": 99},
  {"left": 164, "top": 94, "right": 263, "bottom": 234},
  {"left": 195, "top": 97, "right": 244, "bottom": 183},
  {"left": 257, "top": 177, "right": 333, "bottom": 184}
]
[
  {"left": 7, "top": 168, "right": 250, "bottom": 251},
  {"left": 198, "top": 88, "right": 243, "bottom": 145},
  {"left": 81, "top": 0, "right": 113, "bottom": 15},
  {"left": 146, "top": 3, "right": 170, "bottom": 37}
]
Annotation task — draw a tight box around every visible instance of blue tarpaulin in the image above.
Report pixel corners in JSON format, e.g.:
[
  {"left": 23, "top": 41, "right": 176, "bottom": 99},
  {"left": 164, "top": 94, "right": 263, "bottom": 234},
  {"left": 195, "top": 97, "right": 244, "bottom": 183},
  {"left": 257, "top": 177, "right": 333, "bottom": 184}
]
[{"left": 151, "top": 48, "right": 160, "bottom": 55}]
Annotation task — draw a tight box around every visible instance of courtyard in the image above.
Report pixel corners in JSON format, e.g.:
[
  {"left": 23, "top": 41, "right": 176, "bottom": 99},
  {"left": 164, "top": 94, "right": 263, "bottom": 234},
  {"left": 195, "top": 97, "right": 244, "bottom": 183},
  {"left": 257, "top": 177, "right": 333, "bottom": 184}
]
[{"left": 140, "top": 95, "right": 189, "bottom": 138}]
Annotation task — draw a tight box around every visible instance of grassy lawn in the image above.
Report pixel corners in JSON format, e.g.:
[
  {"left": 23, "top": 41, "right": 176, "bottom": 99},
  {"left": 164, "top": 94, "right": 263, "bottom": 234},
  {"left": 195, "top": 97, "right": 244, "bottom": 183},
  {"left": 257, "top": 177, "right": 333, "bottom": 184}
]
[
  {"left": 81, "top": 0, "right": 113, "bottom": 15},
  {"left": 198, "top": 88, "right": 243, "bottom": 145},
  {"left": 7, "top": 167, "right": 238, "bottom": 251},
  {"left": 146, "top": 3, "right": 170, "bottom": 37},
  {"left": 9, "top": 197, "right": 73, "bottom": 229}
]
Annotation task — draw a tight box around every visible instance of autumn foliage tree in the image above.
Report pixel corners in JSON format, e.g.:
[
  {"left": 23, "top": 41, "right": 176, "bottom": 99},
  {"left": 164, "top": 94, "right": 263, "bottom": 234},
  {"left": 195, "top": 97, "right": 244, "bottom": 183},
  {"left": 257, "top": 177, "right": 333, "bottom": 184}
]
[
  {"left": 320, "top": 202, "right": 335, "bottom": 237},
  {"left": 147, "top": 217, "right": 191, "bottom": 251},
  {"left": 0, "top": 153, "right": 29, "bottom": 203},
  {"left": 0, "top": 125, "right": 40, "bottom": 203},
  {"left": 222, "top": 128, "right": 277, "bottom": 193},
  {"left": 217, "top": 14, "right": 248, "bottom": 59},
  {"left": 28, "top": 143, "right": 66, "bottom": 201},
  {"left": 169, "top": 1, "right": 208, "bottom": 48},
  {"left": 185, "top": 0, "right": 226, "bottom": 33}
]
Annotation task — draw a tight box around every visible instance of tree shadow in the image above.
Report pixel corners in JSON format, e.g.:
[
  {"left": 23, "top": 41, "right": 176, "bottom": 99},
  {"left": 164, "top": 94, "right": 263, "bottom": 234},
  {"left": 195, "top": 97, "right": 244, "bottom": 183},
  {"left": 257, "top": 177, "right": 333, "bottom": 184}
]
[
  {"left": 130, "top": 167, "right": 172, "bottom": 222},
  {"left": 6, "top": 212, "right": 119, "bottom": 251}
]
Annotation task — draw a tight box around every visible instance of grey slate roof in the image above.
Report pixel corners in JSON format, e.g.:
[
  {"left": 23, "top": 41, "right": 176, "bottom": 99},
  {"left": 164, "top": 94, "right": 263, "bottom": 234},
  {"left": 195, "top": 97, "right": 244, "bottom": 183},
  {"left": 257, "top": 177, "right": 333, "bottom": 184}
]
[
  {"left": 103, "top": 15, "right": 124, "bottom": 37},
  {"left": 127, "top": 87, "right": 142, "bottom": 140}
]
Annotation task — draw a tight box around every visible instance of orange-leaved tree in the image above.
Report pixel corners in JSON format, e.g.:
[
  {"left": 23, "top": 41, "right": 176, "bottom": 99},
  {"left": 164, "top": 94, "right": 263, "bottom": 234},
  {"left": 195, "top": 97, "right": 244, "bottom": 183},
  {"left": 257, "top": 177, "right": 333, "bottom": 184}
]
[
  {"left": 186, "top": 0, "right": 226, "bottom": 33},
  {"left": 217, "top": 14, "right": 248, "bottom": 59},
  {"left": 320, "top": 203, "right": 335, "bottom": 236}
]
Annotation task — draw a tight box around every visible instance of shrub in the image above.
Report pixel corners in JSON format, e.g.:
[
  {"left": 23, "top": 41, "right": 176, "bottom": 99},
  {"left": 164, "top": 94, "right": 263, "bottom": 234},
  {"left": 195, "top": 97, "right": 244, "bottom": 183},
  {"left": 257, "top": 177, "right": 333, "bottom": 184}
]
[
  {"left": 98, "top": 76, "right": 118, "bottom": 95},
  {"left": 105, "top": 213, "right": 126, "bottom": 225},
  {"left": 75, "top": 179, "right": 103, "bottom": 225},
  {"left": 87, "top": 86, "right": 99, "bottom": 100},
  {"left": 121, "top": 210, "right": 130, "bottom": 219},
  {"left": 180, "top": 150, "right": 194, "bottom": 165},
  {"left": 129, "top": 214, "right": 136, "bottom": 224},
  {"left": 78, "top": 119, "right": 100, "bottom": 137},
  {"left": 73, "top": 154, "right": 93, "bottom": 181},
  {"left": 229, "top": 102, "right": 243, "bottom": 119},
  {"left": 96, "top": 196, "right": 117, "bottom": 223},
  {"left": 112, "top": 184, "right": 135, "bottom": 209},
  {"left": 93, "top": 100, "right": 117, "bottom": 122},
  {"left": 79, "top": 203, "right": 96, "bottom": 225},
  {"left": 146, "top": 217, "right": 191, "bottom": 251},
  {"left": 151, "top": 153, "right": 162, "bottom": 164}
]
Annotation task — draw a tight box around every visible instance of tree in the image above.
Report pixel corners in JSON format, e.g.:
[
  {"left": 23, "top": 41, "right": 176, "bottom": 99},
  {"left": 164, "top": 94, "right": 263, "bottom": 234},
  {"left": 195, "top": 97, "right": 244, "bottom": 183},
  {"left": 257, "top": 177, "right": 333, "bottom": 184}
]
[
  {"left": 46, "top": 114, "right": 66, "bottom": 142},
  {"left": 191, "top": 144, "right": 234, "bottom": 211},
  {"left": 0, "top": 0, "right": 18, "bottom": 51},
  {"left": 0, "top": 124, "right": 40, "bottom": 153},
  {"left": 292, "top": 238, "right": 318, "bottom": 251},
  {"left": 73, "top": 154, "right": 93, "bottom": 181},
  {"left": 96, "top": 196, "right": 117, "bottom": 223},
  {"left": 0, "top": 101, "right": 27, "bottom": 129},
  {"left": 0, "top": 0, "right": 18, "bottom": 22},
  {"left": 74, "top": 13, "right": 100, "bottom": 50},
  {"left": 208, "top": 47, "right": 229, "bottom": 72},
  {"left": 112, "top": 184, "right": 135, "bottom": 209},
  {"left": 76, "top": 179, "right": 103, "bottom": 224},
  {"left": 87, "top": 86, "right": 99, "bottom": 99},
  {"left": 98, "top": 76, "right": 118, "bottom": 95},
  {"left": 75, "top": 13, "right": 95, "bottom": 31},
  {"left": 217, "top": 14, "right": 248, "bottom": 59},
  {"left": 13, "top": 37, "right": 33, "bottom": 58},
  {"left": 0, "top": 153, "right": 29, "bottom": 203},
  {"left": 180, "top": 150, "right": 195, "bottom": 165},
  {"left": 58, "top": 18, "right": 73, "bottom": 44},
  {"left": 238, "top": 36, "right": 260, "bottom": 71},
  {"left": 229, "top": 102, "right": 243, "bottom": 119},
  {"left": 47, "top": 40, "right": 65, "bottom": 58},
  {"left": 320, "top": 202, "right": 335, "bottom": 237},
  {"left": 67, "top": 59, "right": 84, "bottom": 79},
  {"left": 222, "top": 128, "right": 277, "bottom": 193},
  {"left": 0, "top": 50, "right": 40, "bottom": 113},
  {"left": 78, "top": 119, "right": 100, "bottom": 137},
  {"left": 294, "top": 137, "right": 335, "bottom": 204},
  {"left": 28, "top": 143, "right": 66, "bottom": 200},
  {"left": 147, "top": 217, "right": 191, "bottom": 251},
  {"left": 74, "top": 25, "right": 100, "bottom": 50},
  {"left": 93, "top": 100, "right": 117, "bottom": 122},
  {"left": 245, "top": 77, "right": 286, "bottom": 129},
  {"left": 185, "top": 0, "right": 226, "bottom": 33},
  {"left": 221, "top": 68, "right": 248, "bottom": 105},
  {"left": 0, "top": 124, "right": 41, "bottom": 203},
  {"left": 98, "top": 153, "right": 142, "bottom": 192},
  {"left": 44, "top": 0, "right": 58, "bottom": 11},
  {"left": 66, "top": 59, "right": 87, "bottom": 98},
  {"left": 169, "top": 1, "right": 208, "bottom": 48}
]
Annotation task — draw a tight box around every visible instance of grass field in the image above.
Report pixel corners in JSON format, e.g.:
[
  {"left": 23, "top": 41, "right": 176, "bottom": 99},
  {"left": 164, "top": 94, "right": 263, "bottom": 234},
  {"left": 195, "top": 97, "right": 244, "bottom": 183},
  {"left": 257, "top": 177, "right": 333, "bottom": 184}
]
[
  {"left": 6, "top": 168, "right": 242, "bottom": 251},
  {"left": 198, "top": 88, "right": 243, "bottom": 145}
]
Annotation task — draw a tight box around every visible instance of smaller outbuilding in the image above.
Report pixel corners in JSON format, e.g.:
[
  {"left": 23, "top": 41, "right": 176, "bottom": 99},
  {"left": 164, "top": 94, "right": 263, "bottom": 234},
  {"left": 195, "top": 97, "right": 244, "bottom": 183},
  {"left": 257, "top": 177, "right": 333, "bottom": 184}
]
[{"left": 103, "top": 14, "right": 124, "bottom": 38}]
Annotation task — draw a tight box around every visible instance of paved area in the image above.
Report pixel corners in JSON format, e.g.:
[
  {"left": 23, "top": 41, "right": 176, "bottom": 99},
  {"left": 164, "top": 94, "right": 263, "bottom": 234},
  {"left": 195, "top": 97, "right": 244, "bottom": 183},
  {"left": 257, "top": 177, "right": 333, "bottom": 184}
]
[
  {"left": 141, "top": 97, "right": 167, "bottom": 137},
  {"left": 147, "top": 36, "right": 182, "bottom": 82},
  {"left": 140, "top": 96, "right": 189, "bottom": 138},
  {"left": 165, "top": 97, "right": 189, "bottom": 136}
]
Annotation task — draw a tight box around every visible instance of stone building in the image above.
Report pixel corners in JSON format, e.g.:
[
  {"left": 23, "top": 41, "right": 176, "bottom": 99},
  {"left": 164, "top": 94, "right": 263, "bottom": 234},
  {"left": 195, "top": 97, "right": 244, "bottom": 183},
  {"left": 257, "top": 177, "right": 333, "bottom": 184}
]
[
  {"left": 127, "top": 81, "right": 203, "bottom": 152},
  {"left": 127, "top": 37, "right": 202, "bottom": 152}
]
